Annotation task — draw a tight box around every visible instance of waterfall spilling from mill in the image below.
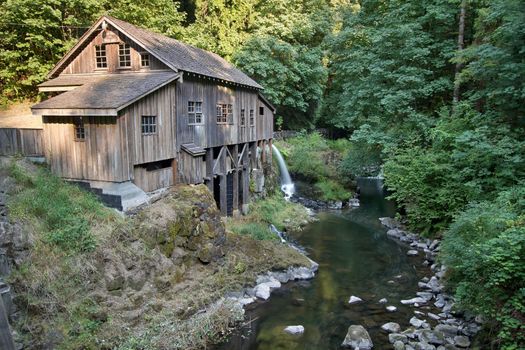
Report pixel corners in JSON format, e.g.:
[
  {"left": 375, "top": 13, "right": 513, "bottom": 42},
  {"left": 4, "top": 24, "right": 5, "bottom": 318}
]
[{"left": 271, "top": 145, "right": 295, "bottom": 199}]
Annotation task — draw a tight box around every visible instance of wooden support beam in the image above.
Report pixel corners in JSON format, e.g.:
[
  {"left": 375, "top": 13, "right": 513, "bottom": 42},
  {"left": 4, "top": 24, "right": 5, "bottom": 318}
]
[
  {"left": 268, "top": 139, "right": 273, "bottom": 164},
  {"left": 219, "top": 148, "right": 227, "bottom": 216},
  {"left": 261, "top": 140, "right": 267, "bottom": 164},
  {"left": 206, "top": 148, "right": 214, "bottom": 192},
  {"left": 171, "top": 158, "right": 178, "bottom": 185},
  {"left": 242, "top": 143, "right": 250, "bottom": 214},
  {"left": 232, "top": 145, "right": 239, "bottom": 211},
  {"left": 250, "top": 142, "right": 257, "bottom": 169}
]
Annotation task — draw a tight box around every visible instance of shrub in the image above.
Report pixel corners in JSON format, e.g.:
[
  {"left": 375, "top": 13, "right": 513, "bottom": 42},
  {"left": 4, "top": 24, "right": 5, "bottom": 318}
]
[
  {"left": 441, "top": 186, "right": 525, "bottom": 349},
  {"left": 314, "top": 178, "right": 351, "bottom": 201},
  {"left": 7, "top": 162, "right": 110, "bottom": 252}
]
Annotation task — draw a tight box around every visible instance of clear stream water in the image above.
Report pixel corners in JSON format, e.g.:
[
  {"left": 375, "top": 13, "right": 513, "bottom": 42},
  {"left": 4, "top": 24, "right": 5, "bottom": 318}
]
[{"left": 217, "top": 186, "right": 436, "bottom": 350}]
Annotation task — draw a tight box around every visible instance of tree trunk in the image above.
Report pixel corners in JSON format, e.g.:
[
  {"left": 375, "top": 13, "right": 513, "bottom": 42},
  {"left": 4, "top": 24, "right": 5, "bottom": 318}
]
[{"left": 453, "top": 0, "right": 467, "bottom": 103}]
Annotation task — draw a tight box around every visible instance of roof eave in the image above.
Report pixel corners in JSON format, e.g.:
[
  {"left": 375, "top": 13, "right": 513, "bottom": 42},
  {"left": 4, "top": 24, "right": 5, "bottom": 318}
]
[{"left": 31, "top": 108, "right": 118, "bottom": 117}]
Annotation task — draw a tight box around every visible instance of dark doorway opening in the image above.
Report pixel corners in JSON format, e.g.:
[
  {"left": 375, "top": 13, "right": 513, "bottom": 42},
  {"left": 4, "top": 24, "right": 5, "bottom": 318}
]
[
  {"left": 213, "top": 176, "right": 221, "bottom": 210},
  {"left": 226, "top": 172, "right": 234, "bottom": 216}
]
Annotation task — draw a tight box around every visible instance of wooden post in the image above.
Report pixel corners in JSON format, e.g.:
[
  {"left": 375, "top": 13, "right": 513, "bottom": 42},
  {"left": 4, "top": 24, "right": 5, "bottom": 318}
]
[
  {"left": 219, "top": 147, "right": 227, "bottom": 216},
  {"left": 250, "top": 142, "right": 257, "bottom": 169},
  {"left": 232, "top": 145, "right": 239, "bottom": 212},
  {"left": 242, "top": 143, "right": 250, "bottom": 214},
  {"left": 268, "top": 139, "right": 273, "bottom": 164},
  {"left": 171, "top": 158, "right": 178, "bottom": 185},
  {"left": 260, "top": 140, "right": 266, "bottom": 164},
  {"left": 0, "top": 296, "right": 14, "bottom": 350},
  {"left": 206, "top": 148, "right": 214, "bottom": 192}
]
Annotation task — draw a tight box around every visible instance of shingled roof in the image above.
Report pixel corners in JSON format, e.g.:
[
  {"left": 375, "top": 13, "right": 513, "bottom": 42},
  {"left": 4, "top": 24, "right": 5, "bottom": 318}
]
[
  {"left": 32, "top": 72, "right": 179, "bottom": 116},
  {"left": 47, "top": 15, "right": 262, "bottom": 90}
]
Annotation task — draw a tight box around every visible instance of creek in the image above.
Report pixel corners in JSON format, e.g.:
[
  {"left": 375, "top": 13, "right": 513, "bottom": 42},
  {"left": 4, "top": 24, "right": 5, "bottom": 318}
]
[{"left": 217, "top": 182, "right": 439, "bottom": 349}]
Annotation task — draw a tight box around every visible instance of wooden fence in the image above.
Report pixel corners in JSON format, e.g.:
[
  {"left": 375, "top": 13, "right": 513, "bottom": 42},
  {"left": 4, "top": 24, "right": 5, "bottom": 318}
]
[{"left": 0, "top": 128, "right": 44, "bottom": 156}]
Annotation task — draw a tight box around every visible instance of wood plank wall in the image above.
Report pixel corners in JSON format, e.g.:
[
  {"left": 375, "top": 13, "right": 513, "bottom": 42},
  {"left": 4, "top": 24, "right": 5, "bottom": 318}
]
[
  {"left": 0, "top": 128, "right": 44, "bottom": 156},
  {"left": 179, "top": 150, "right": 205, "bottom": 184},
  {"left": 120, "top": 83, "right": 177, "bottom": 166},
  {"left": 176, "top": 77, "right": 274, "bottom": 149},
  {"left": 42, "top": 116, "right": 128, "bottom": 182},
  {"left": 61, "top": 25, "right": 167, "bottom": 75},
  {"left": 133, "top": 166, "right": 173, "bottom": 192}
]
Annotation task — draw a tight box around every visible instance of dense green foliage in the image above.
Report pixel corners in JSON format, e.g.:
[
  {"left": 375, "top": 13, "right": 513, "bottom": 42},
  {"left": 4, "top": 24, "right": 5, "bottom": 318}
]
[
  {"left": 7, "top": 161, "right": 111, "bottom": 252},
  {"left": 441, "top": 187, "right": 525, "bottom": 348},
  {"left": 275, "top": 133, "right": 351, "bottom": 201}
]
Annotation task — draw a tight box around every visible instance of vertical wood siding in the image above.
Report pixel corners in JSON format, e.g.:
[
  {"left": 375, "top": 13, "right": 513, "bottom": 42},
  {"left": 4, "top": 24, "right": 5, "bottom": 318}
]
[
  {"left": 0, "top": 129, "right": 43, "bottom": 156},
  {"left": 42, "top": 116, "right": 128, "bottom": 182},
  {"left": 61, "top": 25, "right": 168, "bottom": 75}
]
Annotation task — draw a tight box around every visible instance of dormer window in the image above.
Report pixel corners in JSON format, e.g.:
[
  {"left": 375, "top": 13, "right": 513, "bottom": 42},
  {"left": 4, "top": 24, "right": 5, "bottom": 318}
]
[
  {"left": 140, "top": 53, "right": 150, "bottom": 67},
  {"left": 118, "top": 44, "right": 131, "bottom": 67},
  {"left": 95, "top": 45, "right": 107, "bottom": 69}
]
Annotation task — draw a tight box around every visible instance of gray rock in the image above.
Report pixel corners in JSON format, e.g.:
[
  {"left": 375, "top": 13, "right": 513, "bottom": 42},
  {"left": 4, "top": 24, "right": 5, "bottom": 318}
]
[
  {"left": 416, "top": 292, "right": 434, "bottom": 302},
  {"left": 386, "top": 305, "right": 398, "bottom": 312},
  {"left": 427, "top": 312, "right": 441, "bottom": 320},
  {"left": 427, "top": 277, "right": 443, "bottom": 293},
  {"left": 379, "top": 217, "right": 400, "bottom": 229},
  {"left": 434, "top": 324, "right": 458, "bottom": 338},
  {"left": 348, "top": 198, "right": 360, "bottom": 207},
  {"left": 379, "top": 298, "right": 388, "bottom": 304},
  {"left": 413, "top": 342, "right": 436, "bottom": 350},
  {"left": 453, "top": 336, "right": 470, "bottom": 348},
  {"left": 387, "top": 229, "right": 402, "bottom": 238},
  {"left": 288, "top": 266, "right": 315, "bottom": 280},
  {"left": 402, "top": 297, "right": 427, "bottom": 305},
  {"left": 419, "top": 330, "right": 445, "bottom": 345},
  {"left": 410, "top": 317, "right": 426, "bottom": 328},
  {"left": 254, "top": 283, "right": 271, "bottom": 300},
  {"left": 381, "top": 322, "right": 401, "bottom": 333},
  {"left": 284, "top": 325, "right": 304, "bottom": 335},
  {"left": 394, "top": 340, "right": 406, "bottom": 350},
  {"left": 389, "top": 333, "right": 408, "bottom": 344},
  {"left": 348, "top": 295, "right": 363, "bottom": 304},
  {"left": 341, "top": 325, "right": 373, "bottom": 349},
  {"left": 407, "top": 250, "right": 419, "bottom": 256}
]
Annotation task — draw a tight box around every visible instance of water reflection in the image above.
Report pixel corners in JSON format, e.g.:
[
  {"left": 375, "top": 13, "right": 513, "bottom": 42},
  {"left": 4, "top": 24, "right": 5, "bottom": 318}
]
[{"left": 217, "top": 194, "right": 433, "bottom": 350}]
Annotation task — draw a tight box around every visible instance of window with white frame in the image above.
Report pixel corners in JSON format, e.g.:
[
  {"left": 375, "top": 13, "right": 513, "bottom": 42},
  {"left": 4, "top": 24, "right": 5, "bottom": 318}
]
[
  {"left": 95, "top": 45, "right": 107, "bottom": 68},
  {"left": 216, "top": 103, "right": 233, "bottom": 124},
  {"left": 188, "top": 101, "right": 203, "bottom": 124},
  {"left": 140, "top": 53, "right": 150, "bottom": 67},
  {"left": 249, "top": 109, "right": 255, "bottom": 126},
  {"left": 118, "top": 44, "right": 131, "bottom": 67},
  {"left": 141, "top": 115, "right": 157, "bottom": 134}
]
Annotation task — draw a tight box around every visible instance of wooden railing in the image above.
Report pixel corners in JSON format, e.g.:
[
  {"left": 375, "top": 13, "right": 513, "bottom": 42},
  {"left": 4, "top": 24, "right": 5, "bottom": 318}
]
[{"left": 0, "top": 128, "right": 44, "bottom": 156}]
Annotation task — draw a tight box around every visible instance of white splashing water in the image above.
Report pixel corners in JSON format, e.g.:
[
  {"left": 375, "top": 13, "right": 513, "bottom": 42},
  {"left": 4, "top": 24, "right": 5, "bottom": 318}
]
[{"left": 271, "top": 144, "right": 295, "bottom": 199}]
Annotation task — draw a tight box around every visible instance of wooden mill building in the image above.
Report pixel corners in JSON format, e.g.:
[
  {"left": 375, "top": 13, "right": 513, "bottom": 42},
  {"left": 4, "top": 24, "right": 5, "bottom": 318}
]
[{"left": 31, "top": 15, "right": 274, "bottom": 214}]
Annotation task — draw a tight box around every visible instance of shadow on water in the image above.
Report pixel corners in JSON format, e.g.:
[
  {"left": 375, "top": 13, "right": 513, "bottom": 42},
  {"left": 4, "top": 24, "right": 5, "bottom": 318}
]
[{"left": 216, "top": 182, "right": 435, "bottom": 350}]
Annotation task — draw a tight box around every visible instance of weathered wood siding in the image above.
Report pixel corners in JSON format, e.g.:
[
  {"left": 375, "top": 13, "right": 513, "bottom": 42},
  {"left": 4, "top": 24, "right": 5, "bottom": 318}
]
[
  {"left": 179, "top": 150, "right": 205, "bottom": 184},
  {"left": 61, "top": 25, "right": 168, "bottom": 75},
  {"left": 176, "top": 77, "right": 274, "bottom": 149},
  {"left": 120, "top": 83, "right": 177, "bottom": 166},
  {"left": 133, "top": 166, "right": 173, "bottom": 192},
  {"left": 42, "top": 116, "right": 129, "bottom": 182},
  {"left": 0, "top": 128, "right": 43, "bottom": 156}
]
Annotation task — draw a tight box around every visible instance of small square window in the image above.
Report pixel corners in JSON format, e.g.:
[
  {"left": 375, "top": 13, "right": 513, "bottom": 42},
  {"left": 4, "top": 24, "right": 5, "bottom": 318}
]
[
  {"left": 140, "top": 53, "right": 150, "bottom": 67},
  {"left": 74, "top": 117, "right": 85, "bottom": 141},
  {"left": 119, "top": 44, "right": 131, "bottom": 67},
  {"left": 249, "top": 109, "right": 255, "bottom": 126},
  {"left": 188, "top": 101, "right": 203, "bottom": 125},
  {"left": 240, "top": 109, "right": 246, "bottom": 126},
  {"left": 141, "top": 115, "right": 157, "bottom": 134},
  {"left": 95, "top": 45, "right": 107, "bottom": 69}
]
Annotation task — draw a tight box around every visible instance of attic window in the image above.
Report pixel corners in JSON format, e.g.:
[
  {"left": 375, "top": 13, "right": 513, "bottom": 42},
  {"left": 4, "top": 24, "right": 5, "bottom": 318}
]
[
  {"left": 141, "top": 116, "right": 157, "bottom": 135},
  {"left": 95, "top": 45, "right": 107, "bottom": 69},
  {"left": 259, "top": 106, "right": 264, "bottom": 116},
  {"left": 118, "top": 44, "right": 131, "bottom": 67},
  {"left": 240, "top": 109, "right": 246, "bottom": 127},
  {"left": 249, "top": 109, "right": 255, "bottom": 126},
  {"left": 74, "top": 117, "right": 85, "bottom": 141},
  {"left": 140, "top": 53, "right": 150, "bottom": 67},
  {"left": 188, "top": 101, "right": 203, "bottom": 125},
  {"left": 216, "top": 103, "right": 233, "bottom": 124}
]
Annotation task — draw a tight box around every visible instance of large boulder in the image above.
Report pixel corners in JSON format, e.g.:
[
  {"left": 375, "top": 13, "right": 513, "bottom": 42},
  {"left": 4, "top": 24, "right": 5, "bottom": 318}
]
[{"left": 341, "top": 325, "right": 373, "bottom": 349}]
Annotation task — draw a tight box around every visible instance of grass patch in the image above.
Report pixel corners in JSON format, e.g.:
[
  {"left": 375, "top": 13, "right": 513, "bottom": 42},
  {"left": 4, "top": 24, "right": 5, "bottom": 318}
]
[
  {"left": 7, "top": 161, "right": 113, "bottom": 252},
  {"left": 226, "top": 193, "right": 311, "bottom": 240}
]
